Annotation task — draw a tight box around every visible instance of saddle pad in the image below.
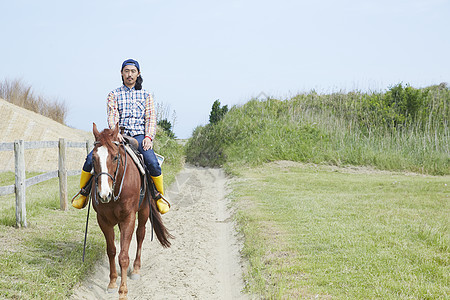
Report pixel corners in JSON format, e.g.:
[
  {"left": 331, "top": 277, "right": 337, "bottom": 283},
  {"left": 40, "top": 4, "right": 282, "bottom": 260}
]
[
  {"left": 124, "top": 144, "right": 146, "bottom": 175},
  {"left": 155, "top": 153, "right": 165, "bottom": 165}
]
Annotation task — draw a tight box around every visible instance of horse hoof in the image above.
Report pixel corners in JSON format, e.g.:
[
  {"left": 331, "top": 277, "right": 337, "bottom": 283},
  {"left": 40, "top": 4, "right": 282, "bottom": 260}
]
[
  {"left": 130, "top": 273, "right": 141, "bottom": 280},
  {"left": 119, "top": 293, "right": 128, "bottom": 300},
  {"left": 107, "top": 288, "right": 117, "bottom": 294}
]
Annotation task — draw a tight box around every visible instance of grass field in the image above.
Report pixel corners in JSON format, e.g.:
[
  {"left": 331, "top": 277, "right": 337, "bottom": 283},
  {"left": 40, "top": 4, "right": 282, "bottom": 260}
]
[{"left": 231, "top": 162, "right": 449, "bottom": 299}]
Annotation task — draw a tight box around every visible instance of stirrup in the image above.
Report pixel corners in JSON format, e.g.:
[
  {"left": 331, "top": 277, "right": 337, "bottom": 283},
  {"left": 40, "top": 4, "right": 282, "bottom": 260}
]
[
  {"left": 156, "top": 195, "right": 170, "bottom": 214},
  {"left": 71, "top": 178, "right": 93, "bottom": 208},
  {"left": 71, "top": 190, "right": 82, "bottom": 204},
  {"left": 71, "top": 191, "right": 88, "bottom": 209},
  {"left": 157, "top": 194, "right": 171, "bottom": 209},
  {"left": 152, "top": 190, "right": 171, "bottom": 208}
]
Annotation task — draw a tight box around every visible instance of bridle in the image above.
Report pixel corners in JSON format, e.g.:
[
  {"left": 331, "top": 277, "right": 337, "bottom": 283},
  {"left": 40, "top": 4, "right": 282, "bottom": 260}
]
[{"left": 93, "top": 140, "right": 128, "bottom": 204}]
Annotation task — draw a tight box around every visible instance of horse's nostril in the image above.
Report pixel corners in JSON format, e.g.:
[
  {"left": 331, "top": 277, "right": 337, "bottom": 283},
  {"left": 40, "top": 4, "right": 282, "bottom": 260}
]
[{"left": 98, "top": 190, "right": 113, "bottom": 203}]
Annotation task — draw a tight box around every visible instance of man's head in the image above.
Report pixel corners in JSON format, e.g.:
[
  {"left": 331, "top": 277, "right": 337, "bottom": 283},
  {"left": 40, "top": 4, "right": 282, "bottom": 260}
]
[
  {"left": 122, "top": 59, "right": 140, "bottom": 72},
  {"left": 121, "top": 59, "right": 142, "bottom": 89}
]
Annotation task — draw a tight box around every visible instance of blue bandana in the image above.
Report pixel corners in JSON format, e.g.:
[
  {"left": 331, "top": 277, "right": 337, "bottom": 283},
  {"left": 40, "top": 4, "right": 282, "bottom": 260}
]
[{"left": 121, "top": 59, "right": 140, "bottom": 71}]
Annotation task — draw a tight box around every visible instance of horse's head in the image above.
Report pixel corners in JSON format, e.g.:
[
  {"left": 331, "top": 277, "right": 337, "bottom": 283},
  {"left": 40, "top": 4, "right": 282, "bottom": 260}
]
[{"left": 92, "top": 122, "right": 122, "bottom": 203}]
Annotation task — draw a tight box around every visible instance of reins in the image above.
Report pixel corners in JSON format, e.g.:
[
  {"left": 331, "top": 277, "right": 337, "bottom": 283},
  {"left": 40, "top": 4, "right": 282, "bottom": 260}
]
[{"left": 82, "top": 194, "right": 92, "bottom": 262}]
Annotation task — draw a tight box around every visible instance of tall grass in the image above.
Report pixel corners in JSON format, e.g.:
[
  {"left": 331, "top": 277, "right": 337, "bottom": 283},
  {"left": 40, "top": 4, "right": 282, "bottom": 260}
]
[
  {"left": 0, "top": 78, "right": 67, "bottom": 124},
  {"left": 186, "top": 83, "right": 449, "bottom": 175}
]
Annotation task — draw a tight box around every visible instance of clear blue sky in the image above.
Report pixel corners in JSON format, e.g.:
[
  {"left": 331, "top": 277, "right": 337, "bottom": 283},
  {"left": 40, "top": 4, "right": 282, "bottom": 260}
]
[{"left": 1, "top": 0, "right": 449, "bottom": 139}]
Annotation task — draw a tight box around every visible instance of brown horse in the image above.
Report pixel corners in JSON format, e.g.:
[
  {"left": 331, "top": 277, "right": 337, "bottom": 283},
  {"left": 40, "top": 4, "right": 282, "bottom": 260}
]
[{"left": 90, "top": 123, "right": 172, "bottom": 299}]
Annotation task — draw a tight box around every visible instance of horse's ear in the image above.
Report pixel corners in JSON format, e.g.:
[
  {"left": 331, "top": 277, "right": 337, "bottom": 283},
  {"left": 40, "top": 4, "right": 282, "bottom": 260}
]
[{"left": 93, "top": 122, "right": 100, "bottom": 140}]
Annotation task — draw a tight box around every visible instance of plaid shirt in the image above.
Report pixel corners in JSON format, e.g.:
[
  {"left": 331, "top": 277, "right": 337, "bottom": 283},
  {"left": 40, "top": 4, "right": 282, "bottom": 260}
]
[{"left": 107, "top": 85, "right": 156, "bottom": 139}]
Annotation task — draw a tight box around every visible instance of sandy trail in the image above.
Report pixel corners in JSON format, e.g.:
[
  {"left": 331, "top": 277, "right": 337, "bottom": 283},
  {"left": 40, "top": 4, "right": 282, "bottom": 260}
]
[{"left": 70, "top": 165, "right": 248, "bottom": 300}]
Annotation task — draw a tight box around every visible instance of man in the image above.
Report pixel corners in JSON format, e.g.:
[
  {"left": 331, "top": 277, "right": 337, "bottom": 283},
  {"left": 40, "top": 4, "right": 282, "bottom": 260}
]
[{"left": 72, "top": 59, "right": 169, "bottom": 214}]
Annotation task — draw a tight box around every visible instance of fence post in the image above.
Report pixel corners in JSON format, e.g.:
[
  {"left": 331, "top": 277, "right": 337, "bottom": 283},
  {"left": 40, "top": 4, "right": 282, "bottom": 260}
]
[
  {"left": 86, "top": 139, "right": 93, "bottom": 155},
  {"left": 59, "top": 138, "right": 68, "bottom": 211},
  {"left": 14, "top": 140, "right": 27, "bottom": 228}
]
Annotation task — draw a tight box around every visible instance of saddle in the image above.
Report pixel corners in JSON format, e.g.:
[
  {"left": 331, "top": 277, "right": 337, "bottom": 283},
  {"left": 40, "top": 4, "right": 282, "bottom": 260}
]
[
  {"left": 121, "top": 135, "right": 163, "bottom": 206},
  {"left": 122, "top": 135, "right": 146, "bottom": 175},
  {"left": 79, "top": 135, "right": 162, "bottom": 208}
]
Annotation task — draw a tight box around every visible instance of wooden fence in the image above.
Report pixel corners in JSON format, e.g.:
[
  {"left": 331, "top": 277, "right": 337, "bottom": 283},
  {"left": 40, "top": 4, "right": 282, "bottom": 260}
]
[{"left": 0, "top": 139, "right": 92, "bottom": 228}]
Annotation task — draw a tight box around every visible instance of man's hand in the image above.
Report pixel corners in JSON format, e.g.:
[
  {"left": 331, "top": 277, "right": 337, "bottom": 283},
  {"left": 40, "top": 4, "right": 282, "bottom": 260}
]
[{"left": 143, "top": 137, "right": 153, "bottom": 151}]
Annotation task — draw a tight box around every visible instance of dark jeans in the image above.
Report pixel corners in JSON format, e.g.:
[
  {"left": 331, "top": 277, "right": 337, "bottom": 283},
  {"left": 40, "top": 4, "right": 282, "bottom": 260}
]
[{"left": 83, "top": 134, "right": 162, "bottom": 177}]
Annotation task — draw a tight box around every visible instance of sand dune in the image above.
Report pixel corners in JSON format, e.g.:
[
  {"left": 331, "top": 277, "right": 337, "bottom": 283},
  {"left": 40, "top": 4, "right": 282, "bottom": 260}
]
[{"left": 0, "top": 98, "right": 93, "bottom": 172}]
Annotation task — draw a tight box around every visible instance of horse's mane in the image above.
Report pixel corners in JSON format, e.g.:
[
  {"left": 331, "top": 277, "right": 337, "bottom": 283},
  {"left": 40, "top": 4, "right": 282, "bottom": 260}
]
[{"left": 97, "top": 128, "right": 118, "bottom": 151}]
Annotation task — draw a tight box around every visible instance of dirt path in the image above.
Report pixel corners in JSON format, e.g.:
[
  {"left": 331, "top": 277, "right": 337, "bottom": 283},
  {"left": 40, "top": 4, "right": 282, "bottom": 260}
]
[{"left": 70, "top": 165, "right": 248, "bottom": 300}]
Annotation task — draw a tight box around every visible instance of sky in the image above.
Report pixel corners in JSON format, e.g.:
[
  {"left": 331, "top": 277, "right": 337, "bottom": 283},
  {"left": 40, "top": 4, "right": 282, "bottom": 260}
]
[{"left": 0, "top": 0, "right": 449, "bottom": 139}]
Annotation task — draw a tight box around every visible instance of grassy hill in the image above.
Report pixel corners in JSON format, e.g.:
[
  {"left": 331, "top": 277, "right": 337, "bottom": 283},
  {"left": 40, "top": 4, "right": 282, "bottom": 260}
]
[{"left": 186, "top": 83, "right": 449, "bottom": 175}]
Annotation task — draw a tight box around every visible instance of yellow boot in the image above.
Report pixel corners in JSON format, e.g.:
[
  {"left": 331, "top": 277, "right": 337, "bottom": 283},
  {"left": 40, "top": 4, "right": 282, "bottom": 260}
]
[
  {"left": 151, "top": 174, "right": 170, "bottom": 214},
  {"left": 72, "top": 170, "right": 92, "bottom": 209}
]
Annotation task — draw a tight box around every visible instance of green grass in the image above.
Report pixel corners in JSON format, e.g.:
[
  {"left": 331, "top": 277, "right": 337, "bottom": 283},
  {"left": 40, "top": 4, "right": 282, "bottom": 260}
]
[
  {"left": 0, "top": 129, "right": 184, "bottom": 299},
  {"left": 0, "top": 176, "right": 105, "bottom": 299},
  {"left": 0, "top": 171, "right": 43, "bottom": 187},
  {"left": 231, "top": 162, "right": 449, "bottom": 299}
]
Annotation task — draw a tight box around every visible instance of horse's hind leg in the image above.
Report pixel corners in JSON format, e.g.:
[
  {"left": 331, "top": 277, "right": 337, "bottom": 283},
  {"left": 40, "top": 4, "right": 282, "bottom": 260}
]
[{"left": 131, "top": 204, "right": 149, "bottom": 280}]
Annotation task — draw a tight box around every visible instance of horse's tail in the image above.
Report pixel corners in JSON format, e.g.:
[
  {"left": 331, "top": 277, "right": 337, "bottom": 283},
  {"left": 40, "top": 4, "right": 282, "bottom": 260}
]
[{"left": 149, "top": 197, "right": 173, "bottom": 247}]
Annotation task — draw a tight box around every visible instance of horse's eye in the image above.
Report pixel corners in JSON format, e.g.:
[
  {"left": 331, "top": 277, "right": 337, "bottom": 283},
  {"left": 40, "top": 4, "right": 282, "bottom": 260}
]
[{"left": 113, "top": 156, "right": 119, "bottom": 161}]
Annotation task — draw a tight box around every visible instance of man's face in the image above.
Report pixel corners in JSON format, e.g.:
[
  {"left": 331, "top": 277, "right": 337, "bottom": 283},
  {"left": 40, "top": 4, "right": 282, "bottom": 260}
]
[{"left": 121, "top": 65, "right": 140, "bottom": 87}]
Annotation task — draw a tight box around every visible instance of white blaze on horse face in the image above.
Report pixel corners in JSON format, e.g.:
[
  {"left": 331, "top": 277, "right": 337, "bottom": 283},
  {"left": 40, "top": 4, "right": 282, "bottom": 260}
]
[{"left": 97, "top": 146, "right": 112, "bottom": 199}]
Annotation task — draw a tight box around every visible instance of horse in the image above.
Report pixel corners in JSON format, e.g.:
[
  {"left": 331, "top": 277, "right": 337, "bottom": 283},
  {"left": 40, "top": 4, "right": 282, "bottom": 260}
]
[{"left": 90, "top": 123, "right": 172, "bottom": 299}]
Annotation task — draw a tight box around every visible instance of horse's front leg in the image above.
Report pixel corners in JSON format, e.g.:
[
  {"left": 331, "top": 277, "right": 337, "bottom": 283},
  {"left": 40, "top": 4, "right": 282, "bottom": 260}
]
[
  {"left": 117, "top": 214, "right": 136, "bottom": 299},
  {"left": 97, "top": 217, "right": 118, "bottom": 292},
  {"left": 131, "top": 205, "right": 149, "bottom": 279}
]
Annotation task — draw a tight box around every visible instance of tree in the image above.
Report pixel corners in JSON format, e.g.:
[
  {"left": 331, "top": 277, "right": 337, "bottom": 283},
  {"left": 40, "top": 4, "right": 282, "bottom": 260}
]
[
  {"left": 157, "top": 119, "right": 175, "bottom": 139},
  {"left": 209, "top": 99, "right": 228, "bottom": 124}
]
